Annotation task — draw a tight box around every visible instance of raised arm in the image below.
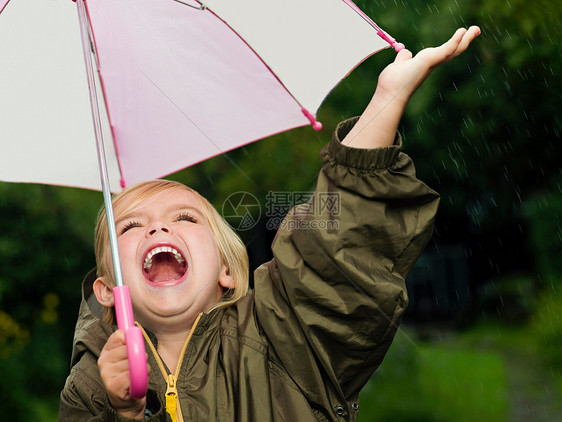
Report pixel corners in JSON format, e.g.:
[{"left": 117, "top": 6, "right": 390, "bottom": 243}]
[
  {"left": 254, "top": 27, "right": 480, "bottom": 416},
  {"left": 343, "top": 26, "right": 481, "bottom": 149}
]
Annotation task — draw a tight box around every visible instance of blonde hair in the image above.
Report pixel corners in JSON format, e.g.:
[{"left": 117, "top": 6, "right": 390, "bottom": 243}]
[{"left": 95, "top": 180, "right": 249, "bottom": 324}]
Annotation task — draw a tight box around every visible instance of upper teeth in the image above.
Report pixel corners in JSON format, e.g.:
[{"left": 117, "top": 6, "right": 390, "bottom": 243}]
[{"left": 143, "top": 246, "right": 185, "bottom": 270}]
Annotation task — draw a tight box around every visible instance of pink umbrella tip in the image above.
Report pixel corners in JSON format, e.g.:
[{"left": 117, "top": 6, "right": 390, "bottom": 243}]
[
  {"left": 301, "top": 108, "right": 322, "bottom": 131},
  {"left": 376, "top": 29, "right": 405, "bottom": 53}
]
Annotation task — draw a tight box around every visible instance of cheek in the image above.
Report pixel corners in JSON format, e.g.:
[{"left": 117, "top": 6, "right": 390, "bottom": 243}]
[
  {"left": 116, "top": 236, "right": 140, "bottom": 270},
  {"left": 203, "top": 233, "right": 221, "bottom": 258},
  {"left": 190, "top": 229, "right": 221, "bottom": 264},
  {"left": 117, "top": 232, "right": 138, "bottom": 254}
]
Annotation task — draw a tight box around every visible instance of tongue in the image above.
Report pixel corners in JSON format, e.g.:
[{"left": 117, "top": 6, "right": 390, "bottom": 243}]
[{"left": 145, "top": 253, "right": 186, "bottom": 283}]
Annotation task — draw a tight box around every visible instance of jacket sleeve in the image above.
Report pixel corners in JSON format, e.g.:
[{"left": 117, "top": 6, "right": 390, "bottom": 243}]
[
  {"left": 59, "top": 357, "right": 166, "bottom": 422},
  {"left": 59, "top": 361, "right": 107, "bottom": 421},
  {"left": 254, "top": 117, "right": 440, "bottom": 411}
]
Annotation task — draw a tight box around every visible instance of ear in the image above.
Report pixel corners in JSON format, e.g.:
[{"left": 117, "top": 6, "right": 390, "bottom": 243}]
[
  {"left": 93, "top": 277, "right": 115, "bottom": 307},
  {"left": 218, "top": 266, "right": 235, "bottom": 290}
]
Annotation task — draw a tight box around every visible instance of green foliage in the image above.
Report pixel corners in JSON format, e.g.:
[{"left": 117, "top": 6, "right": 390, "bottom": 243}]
[
  {"left": 0, "top": 310, "right": 28, "bottom": 359},
  {"left": 417, "top": 347, "right": 508, "bottom": 421},
  {"left": 358, "top": 333, "right": 441, "bottom": 422},
  {"left": 530, "top": 287, "right": 562, "bottom": 372},
  {"left": 0, "top": 182, "right": 97, "bottom": 421},
  {"left": 522, "top": 173, "right": 562, "bottom": 282},
  {"left": 358, "top": 330, "right": 509, "bottom": 422},
  {"left": 476, "top": 275, "right": 537, "bottom": 322}
]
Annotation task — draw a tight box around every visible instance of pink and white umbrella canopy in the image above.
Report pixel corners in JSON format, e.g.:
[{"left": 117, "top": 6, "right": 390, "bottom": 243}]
[{"left": 0, "top": 0, "right": 398, "bottom": 190}]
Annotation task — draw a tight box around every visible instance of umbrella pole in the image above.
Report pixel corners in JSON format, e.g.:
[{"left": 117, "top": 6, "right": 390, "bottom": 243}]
[
  {"left": 76, "top": 0, "right": 124, "bottom": 290},
  {"left": 76, "top": 0, "right": 148, "bottom": 399}
]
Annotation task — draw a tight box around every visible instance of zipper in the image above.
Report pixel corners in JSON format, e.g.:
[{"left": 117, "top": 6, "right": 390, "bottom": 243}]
[{"left": 138, "top": 313, "right": 203, "bottom": 422}]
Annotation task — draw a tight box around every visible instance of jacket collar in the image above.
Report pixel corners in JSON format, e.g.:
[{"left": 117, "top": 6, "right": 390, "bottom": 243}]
[
  {"left": 69, "top": 268, "right": 222, "bottom": 369},
  {"left": 69, "top": 268, "right": 114, "bottom": 368}
]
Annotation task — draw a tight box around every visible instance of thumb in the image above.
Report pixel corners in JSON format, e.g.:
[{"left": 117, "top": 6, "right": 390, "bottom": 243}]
[{"left": 394, "top": 48, "right": 413, "bottom": 63}]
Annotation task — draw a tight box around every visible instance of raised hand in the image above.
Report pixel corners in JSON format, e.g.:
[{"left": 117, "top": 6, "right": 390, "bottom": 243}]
[
  {"left": 377, "top": 26, "right": 481, "bottom": 106},
  {"left": 343, "top": 26, "right": 480, "bottom": 149},
  {"left": 98, "top": 330, "right": 148, "bottom": 419}
]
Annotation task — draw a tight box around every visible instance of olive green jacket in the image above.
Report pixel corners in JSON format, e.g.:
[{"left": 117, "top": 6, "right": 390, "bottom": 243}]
[{"left": 59, "top": 118, "right": 439, "bottom": 421}]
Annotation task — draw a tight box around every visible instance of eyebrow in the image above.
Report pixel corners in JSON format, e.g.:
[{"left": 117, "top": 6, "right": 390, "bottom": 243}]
[{"left": 115, "top": 204, "right": 205, "bottom": 226}]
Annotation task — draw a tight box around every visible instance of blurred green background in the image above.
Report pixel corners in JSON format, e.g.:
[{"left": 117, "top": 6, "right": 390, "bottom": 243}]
[{"left": 0, "top": 0, "right": 560, "bottom": 420}]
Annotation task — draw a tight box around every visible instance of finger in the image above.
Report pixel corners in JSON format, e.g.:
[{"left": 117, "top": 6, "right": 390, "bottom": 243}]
[
  {"left": 100, "top": 342, "right": 128, "bottom": 363},
  {"left": 440, "top": 27, "right": 468, "bottom": 59},
  {"left": 446, "top": 26, "right": 480, "bottom": 58},
  {"left": 98, "top": 352, "right": 130, "bottom": 384},
  {"left": 454, "top": 26, "right": 480, "bottom": 55},
  {"left": 394, "top": 48, "right": 413, "bottom": 63},
  {"left": 105, "top": 371, "right": 132, "bottom": 399},
  {"left": 99, "top": 332, "right": 129, "bottom": 371},
  {"left": 103, "top": 357, "right": 131, "bottom": 374},
  {"left": 105, "top": 330, "right": 126, "bottom": 349}
]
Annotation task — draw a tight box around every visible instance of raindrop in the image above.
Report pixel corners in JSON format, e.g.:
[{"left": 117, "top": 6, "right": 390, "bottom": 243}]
[{"left": 504, "top": 81, "right": 513, "bottom": 95}]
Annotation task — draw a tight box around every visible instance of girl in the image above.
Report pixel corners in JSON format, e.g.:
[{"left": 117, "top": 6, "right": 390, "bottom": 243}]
[{"left": 60, "top": 27, "right": 480, "bottom": 421}]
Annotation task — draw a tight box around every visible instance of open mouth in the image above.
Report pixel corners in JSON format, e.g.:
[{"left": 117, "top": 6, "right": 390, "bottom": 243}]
[{"left": 143, "top": 246, "right": 187, "bottom": 283}]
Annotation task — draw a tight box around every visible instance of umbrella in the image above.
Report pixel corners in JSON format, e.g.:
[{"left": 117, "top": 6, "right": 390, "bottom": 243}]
[
  {"left": 1, "top": 0, "right": 403, "bottom": 191},
  {"left": 0, "top": 0, "right": 403, "bottom": 398}
]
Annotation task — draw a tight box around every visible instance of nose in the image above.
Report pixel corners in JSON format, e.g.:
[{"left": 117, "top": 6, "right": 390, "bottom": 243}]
[{"left": 146, "top": 221, "right": 171, "bottom": 237}]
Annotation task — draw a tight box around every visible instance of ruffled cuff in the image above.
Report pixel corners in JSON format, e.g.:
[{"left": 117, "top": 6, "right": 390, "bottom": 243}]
[
  {"left": 321, "top": 117, "right": 402, "bottom": 171},
  {"left": 104, "top": 390, "right": 164, "bottom": 421}
]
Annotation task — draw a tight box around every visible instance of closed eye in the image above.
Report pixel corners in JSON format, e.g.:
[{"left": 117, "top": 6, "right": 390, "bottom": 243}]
[
  {"left": 177, "top": 212, "right": 197, "bottom": 224},
  {"left": 120, "top": 220, "right": 142, "bottom": 235}
]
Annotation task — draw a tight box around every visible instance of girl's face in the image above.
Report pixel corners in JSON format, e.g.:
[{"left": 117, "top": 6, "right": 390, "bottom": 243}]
[{"left": 113, "top": 188, "right": 233, "bottom": 331}]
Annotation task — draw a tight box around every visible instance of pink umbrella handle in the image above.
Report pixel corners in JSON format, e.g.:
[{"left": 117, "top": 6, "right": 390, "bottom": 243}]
[
  {"left": 124, "top": 326, "right": 148, "bottom": 399},
  {"left": 113, "top": 286, "right": 148, "bottom": 399}
]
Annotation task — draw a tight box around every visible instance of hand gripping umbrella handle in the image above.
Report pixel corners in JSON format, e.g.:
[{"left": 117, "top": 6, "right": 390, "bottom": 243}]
[
  {"left": 76, "top": 0, "right": 148, "bottom": 400},
  {"left": 113, "top": 286, "right": 149, "bottom": 399}
]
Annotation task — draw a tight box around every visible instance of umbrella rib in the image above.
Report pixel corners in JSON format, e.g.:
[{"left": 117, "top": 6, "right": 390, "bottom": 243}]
[
  {"left": 170, "top": 0, "right": 207, "bottom": 10},
  {"left": 141, "top": 72, "right": 256, "bottom": 186}
]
